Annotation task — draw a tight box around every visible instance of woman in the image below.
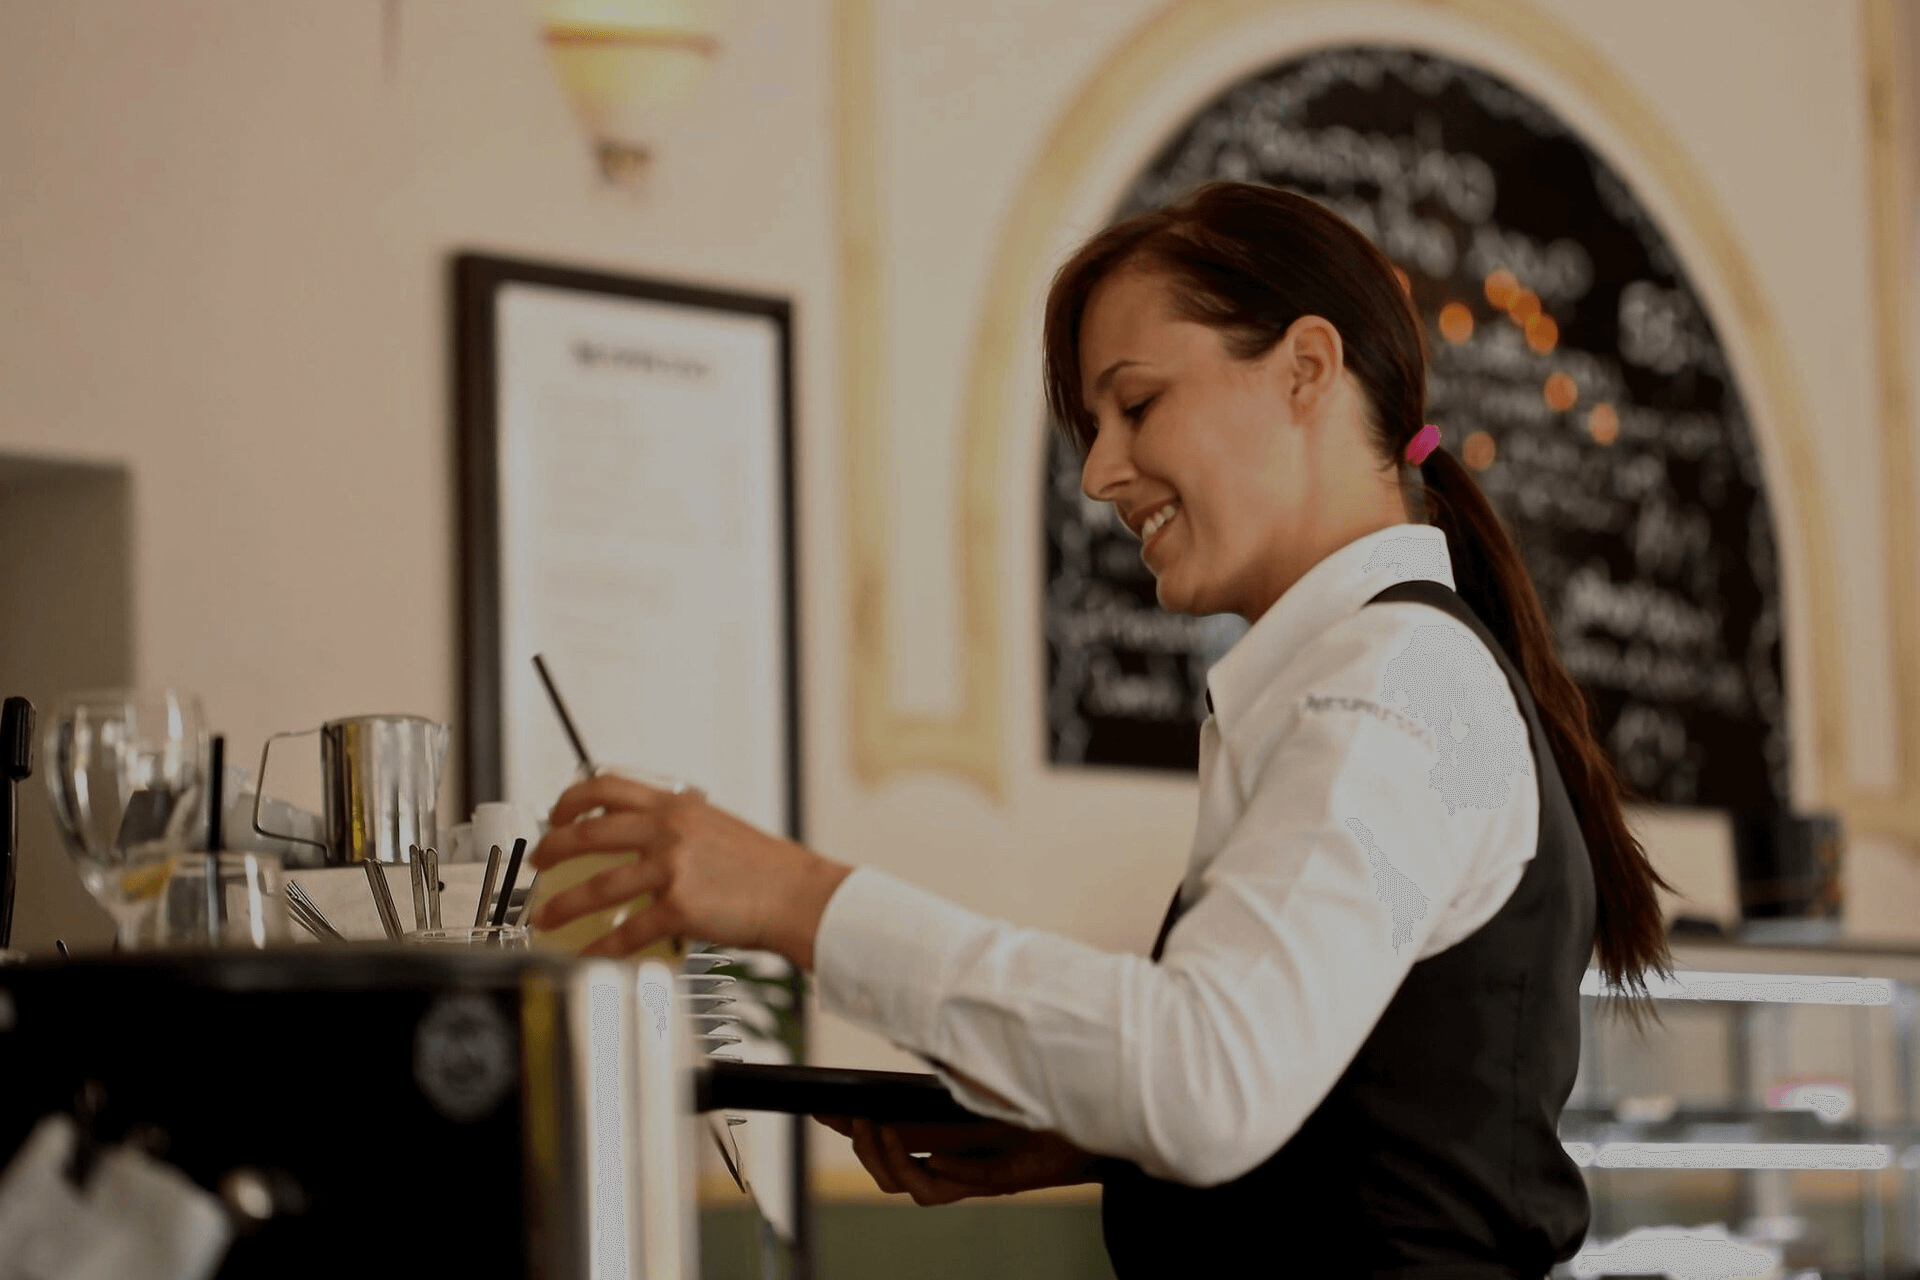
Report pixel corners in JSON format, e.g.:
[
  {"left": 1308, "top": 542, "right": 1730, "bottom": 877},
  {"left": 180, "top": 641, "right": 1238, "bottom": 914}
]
[{"left": 529, "top": 181, "right": 1673, "bottom": 1277}]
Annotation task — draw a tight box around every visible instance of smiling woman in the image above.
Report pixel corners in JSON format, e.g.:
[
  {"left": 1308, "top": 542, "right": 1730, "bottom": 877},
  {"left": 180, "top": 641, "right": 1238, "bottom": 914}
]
[
  {"left": 531, "top": 179, "right": 1675, "bottom": 1279},
  {"left": 1041, "top": 178, "right": 1667, "bottom": 974}
]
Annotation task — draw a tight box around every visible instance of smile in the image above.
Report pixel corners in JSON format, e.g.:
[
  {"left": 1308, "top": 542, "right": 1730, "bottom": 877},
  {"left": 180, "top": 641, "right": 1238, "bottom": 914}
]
[{"left": 1140, "top": 502, "right": 1179, "bottom": 550}]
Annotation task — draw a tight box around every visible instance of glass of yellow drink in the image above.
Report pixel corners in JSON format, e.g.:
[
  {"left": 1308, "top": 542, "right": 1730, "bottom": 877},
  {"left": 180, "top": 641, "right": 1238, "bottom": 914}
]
[{"left": 524, "top": 765, "right": 696, "bottom": 962}]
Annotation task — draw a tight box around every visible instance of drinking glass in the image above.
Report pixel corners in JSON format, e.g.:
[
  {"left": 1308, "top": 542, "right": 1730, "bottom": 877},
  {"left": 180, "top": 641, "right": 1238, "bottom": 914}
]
[
  {"left": 523, "top": 765, "right": 692, "bottom": 961},
  {"left": 43, "top": 689, "right": 207, "bottom": 947},
  {"left": 134, "top": 851, "right": 290, "bottom": 950}
]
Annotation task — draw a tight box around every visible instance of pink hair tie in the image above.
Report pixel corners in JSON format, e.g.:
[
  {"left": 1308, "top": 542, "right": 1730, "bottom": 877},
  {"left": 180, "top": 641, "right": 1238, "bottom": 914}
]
[{"left": 1406, "top": 423, "right": 1441, "bottom": 465}]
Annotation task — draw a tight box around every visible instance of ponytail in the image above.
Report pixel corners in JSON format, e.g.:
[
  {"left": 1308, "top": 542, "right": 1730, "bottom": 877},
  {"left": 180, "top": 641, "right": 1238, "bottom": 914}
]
[{"left": 1420, "top": 446, "right": 1675, "bottom": 1014}]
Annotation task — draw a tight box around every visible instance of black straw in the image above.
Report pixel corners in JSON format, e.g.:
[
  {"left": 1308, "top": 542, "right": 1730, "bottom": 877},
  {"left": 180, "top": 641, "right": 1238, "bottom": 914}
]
[
  {"left": 207, "top": 736, "right": 225, "bottom": 852},
  {"left": 531, "top": 654, "right": 594, "bottom": 773},
  {"left": 0, "top": 696, "right": 32, "bottom": 951},
  {"left": 490, "top": 837, "right": 527, "bottom": 929},
  {"left": 205, "top": 735, "right": 226, "bottom": 943}
]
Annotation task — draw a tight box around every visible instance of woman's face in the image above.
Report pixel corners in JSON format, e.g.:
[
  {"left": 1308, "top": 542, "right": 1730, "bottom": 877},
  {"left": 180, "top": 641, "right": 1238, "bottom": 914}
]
[{"left": 1078, "top": 267, "right": 1333, "bottom": 621}]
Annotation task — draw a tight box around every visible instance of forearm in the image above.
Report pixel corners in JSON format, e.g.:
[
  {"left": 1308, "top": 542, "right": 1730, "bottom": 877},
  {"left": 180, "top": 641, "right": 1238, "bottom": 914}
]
[{"left": 813, "top": 869, "right": 1299, "bottom": 1183}]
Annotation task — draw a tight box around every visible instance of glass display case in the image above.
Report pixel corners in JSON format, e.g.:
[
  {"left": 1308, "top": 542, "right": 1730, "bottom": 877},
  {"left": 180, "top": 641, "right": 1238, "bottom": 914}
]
[{"left": 1558, "top": 939, "right": 1920, "bottom": 1280}]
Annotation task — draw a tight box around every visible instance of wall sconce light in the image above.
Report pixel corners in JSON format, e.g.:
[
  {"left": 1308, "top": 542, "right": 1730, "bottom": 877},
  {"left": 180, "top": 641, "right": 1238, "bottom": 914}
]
[{"left": 541, "top": 0, "right": 724, "bottom": 185}]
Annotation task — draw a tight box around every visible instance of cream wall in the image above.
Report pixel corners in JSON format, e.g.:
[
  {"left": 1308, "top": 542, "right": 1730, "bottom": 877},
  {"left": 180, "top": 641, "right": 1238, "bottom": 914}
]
[
  {"left": 0, "top": 0, "right": 837, "bottom": 783},
  {"left": 2, "top": 0, "right": 1917, "bottom": 1192}
]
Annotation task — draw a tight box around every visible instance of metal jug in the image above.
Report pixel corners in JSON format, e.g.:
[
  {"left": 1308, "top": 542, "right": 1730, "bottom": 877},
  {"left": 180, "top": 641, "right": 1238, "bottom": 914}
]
[{"left": 252, "top": 715, "right": 449, "bottom": 866}]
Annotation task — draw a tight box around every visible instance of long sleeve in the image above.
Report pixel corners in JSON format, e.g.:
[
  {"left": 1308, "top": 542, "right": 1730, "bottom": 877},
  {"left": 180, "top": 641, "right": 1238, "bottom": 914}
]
[{"left": 813, "top": 698, "right": 1517, "bottom": 1186}]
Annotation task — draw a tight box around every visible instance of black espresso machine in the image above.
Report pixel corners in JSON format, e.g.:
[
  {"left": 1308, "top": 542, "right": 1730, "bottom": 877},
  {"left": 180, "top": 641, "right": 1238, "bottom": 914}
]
[{"left": 0, "top": 946, "right": 701, "bottom": 1279}]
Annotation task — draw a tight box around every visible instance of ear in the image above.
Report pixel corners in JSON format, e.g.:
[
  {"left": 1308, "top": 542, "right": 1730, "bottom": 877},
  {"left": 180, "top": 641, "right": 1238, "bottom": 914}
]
[{"left": 1278, "top": 315, "right": 1344, "bottom": 417}]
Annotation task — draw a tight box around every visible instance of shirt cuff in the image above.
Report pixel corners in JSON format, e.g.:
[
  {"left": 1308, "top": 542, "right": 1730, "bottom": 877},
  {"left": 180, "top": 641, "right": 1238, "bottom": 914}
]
[{"left": 812, "top": 866, "right": 989, "bottom": 1053}]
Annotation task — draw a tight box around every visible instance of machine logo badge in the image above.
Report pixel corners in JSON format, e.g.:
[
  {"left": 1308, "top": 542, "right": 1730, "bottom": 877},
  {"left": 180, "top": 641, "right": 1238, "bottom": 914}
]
[
  {"left": 640, "top": 981, "right": 670, "bottom": 1042},
  {"left": 413, "top": 993, "right": 517, "bottom": 1122}
]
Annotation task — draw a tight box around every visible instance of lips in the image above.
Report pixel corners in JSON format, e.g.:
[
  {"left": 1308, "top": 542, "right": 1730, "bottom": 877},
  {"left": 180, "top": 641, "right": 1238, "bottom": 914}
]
[{"left": 1139, "top": 501, "right": 1179, "bottom": 557}]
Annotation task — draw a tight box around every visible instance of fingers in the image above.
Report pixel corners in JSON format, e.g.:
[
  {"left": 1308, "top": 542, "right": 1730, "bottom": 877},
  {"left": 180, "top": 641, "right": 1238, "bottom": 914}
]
[
  {"left": 886, "top": 1121, "right": 1006, "bottom": 1154},
  {"left": 876, "top": 1123, "right": 975, "bottom": 1206},
  {"left": 848, "top": 1120, "right": 904, "bottom": 1195},
  {"left": 548, "top": 773, "right": 681, "bottom": 830},
  {"left": 530, "top": 808, "right": 669, "bottom": 871},
  {"left": 814, "top": 1116, "right": 854, "bottom": 1138},
  {"left": 843, "top": 1120, "right": 993, "bottom": 1206},
  {"left": 579, "top": 898, "right": 679, "bottom": 958},
  {"left": 528, "top": 851, "right": 672, "bottom": 932},
  {"left": 922, "top": 1152, "right": 1004, "bottom": 1183}
]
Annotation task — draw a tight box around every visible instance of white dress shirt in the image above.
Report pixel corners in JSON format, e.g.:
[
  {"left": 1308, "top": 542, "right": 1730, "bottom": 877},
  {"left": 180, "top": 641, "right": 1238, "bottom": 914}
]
[{"left": 813, "top": 524, "right": 1540, "bottom": 1187}]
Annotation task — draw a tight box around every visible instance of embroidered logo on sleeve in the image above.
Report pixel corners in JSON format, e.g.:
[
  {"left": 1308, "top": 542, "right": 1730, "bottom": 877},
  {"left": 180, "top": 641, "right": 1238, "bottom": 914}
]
[
  {"left": 1380, "top": 625, "right": 1532, "bottom": 814},
  {"left": 1345, "top": 818, "right": 1428, "bottom": 953},
  {"left": 1362, "top": 536, "right": 1452, "bottom": 580},
  {"left": 1300, "top": 693, "right": 1436, "bottom": 751}
]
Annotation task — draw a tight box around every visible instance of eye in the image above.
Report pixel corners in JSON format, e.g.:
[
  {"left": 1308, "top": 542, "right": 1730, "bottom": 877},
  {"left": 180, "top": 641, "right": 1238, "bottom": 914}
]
[{"left": 1121, "top": 394, "right": 1156, "bottom": 424}]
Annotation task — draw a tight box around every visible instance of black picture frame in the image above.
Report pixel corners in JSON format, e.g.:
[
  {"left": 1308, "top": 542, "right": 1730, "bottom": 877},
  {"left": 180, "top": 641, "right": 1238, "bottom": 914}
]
[
  {"left": 451, "top": 251, "right": 811, "bottom": 1272},
  {"left": 452, "top": 253, "right": 801, "bottom": 829}
]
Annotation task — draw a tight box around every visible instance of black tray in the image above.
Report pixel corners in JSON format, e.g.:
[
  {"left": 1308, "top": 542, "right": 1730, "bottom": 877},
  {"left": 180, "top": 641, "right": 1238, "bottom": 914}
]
[{"left": 695, "top": 1061, "right": 988, "bottom": 1124}]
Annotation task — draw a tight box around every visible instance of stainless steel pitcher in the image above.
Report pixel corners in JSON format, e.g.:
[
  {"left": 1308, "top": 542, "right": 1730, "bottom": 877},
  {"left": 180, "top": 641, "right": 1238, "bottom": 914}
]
[{"left": 251, "top": 715, "right": 449, "bottom": 866}]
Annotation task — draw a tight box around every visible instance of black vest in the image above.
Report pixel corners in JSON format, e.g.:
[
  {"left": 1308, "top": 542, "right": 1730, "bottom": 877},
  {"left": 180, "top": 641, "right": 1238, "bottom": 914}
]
[{"left": 1100, "top": 580, "right": 1595, "bottom": 1279}]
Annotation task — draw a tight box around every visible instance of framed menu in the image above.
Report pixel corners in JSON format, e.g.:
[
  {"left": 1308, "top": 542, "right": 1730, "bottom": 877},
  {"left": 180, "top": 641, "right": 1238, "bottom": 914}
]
[{"left": 452, "top": 253, "right": 799, "bottom": 839}]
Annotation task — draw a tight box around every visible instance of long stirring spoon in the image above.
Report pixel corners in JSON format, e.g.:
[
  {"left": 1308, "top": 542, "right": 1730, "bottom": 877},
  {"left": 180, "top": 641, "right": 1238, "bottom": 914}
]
[
  {"left": 286, "top": 881, "right": 344, "bottom": 941},
  {"left": 474, "top": 844, "right": 503, "bottom": 929},
  {"left": 407, "top": 845, "right": 428, "bottom": 932},
  {"left": 423, "top": 846, "right": 442, "bottom": 929},
  {"left": 363, "top": 860, "right": 403, "bottom": 940}
]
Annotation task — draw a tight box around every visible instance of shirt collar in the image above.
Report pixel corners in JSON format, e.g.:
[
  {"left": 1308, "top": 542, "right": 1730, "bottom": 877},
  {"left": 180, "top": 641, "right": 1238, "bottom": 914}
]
[{"left": 1205, "top": 524, "right": 1455, "bottom": 736}]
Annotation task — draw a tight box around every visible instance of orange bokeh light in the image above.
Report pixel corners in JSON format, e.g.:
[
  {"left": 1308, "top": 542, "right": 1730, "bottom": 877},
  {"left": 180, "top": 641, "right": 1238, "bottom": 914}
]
[
  {"left": 1544, "top": 371, "right": 1578, "bottom": 412},
  {"left": 1509, "top": 288, "right": 1542, "bottom": 324},
  {"left": 1588, "top": 402, "right": 1621, "bottom": 445},
  {"left": 1484, "top": 269, "right": 1519, "bottom": 310},
  {"left": 1462, "top": 431, "right": 1498, "bottom": 470},
  {"left": 1438, "top": 302, "right": 1474, "bottom": 344},
  {"left": 1525, "top": 314, "right": 1559, "bottom": 354}
]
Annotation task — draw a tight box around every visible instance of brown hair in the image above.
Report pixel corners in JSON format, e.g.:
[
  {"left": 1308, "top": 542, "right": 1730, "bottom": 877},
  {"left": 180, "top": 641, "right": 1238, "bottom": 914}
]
[{"left": 1043, "top": 181, "right": 1673, "bottom": 1005}]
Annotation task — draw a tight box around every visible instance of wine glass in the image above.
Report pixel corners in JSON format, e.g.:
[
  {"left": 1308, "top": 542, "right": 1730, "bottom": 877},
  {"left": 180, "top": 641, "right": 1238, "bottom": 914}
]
[{"left": 43, "top": 689, "right": 206, "bottom": 948}]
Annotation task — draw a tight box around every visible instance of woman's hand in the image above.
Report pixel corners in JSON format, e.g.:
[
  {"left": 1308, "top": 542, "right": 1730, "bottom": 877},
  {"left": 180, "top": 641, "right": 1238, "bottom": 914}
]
[
  {"left": 528, "top": 773, "right": 852, "bottom": 968},
  {"left": 816, "top": 1117, "right": 1104, "bottom": 1206}
]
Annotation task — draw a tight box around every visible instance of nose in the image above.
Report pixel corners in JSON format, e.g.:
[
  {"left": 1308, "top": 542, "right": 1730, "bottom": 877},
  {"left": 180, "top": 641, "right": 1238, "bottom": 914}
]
[{"left": 1080, "top": 421, "right": 1133, "bottom": 505}]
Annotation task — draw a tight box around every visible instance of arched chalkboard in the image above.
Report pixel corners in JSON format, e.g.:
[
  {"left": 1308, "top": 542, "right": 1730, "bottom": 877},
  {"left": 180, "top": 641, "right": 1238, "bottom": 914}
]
[{"left": 1043, "top": 45, "right": 1788, "bottom": 811}]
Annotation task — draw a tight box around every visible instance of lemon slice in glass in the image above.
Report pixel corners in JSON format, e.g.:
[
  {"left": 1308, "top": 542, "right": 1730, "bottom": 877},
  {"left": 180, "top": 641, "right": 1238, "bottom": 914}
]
[{"left": 118, "top": 855, "right": 178, "bottom": 905}]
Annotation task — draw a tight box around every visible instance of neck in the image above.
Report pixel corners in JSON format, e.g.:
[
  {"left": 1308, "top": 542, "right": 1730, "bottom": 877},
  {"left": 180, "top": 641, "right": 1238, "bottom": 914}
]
[{"left": 1238, "top": 477, "right": 1411, "bottom": 624}]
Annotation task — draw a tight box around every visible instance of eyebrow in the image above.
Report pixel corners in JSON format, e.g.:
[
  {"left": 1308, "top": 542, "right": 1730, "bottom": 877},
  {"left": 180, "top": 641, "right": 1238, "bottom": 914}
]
[{"left": 1090, "top": 358, "right": 1142, "bottom": 399}]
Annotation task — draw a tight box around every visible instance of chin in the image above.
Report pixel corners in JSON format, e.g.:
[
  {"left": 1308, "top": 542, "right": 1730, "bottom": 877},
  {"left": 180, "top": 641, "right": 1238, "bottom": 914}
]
[
  {"left": 1153, "top": 577, "right": 1202, "bottom": 616},
  {"left": 1156, "top": 574, "right": 1239, "bottom": 618}
]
